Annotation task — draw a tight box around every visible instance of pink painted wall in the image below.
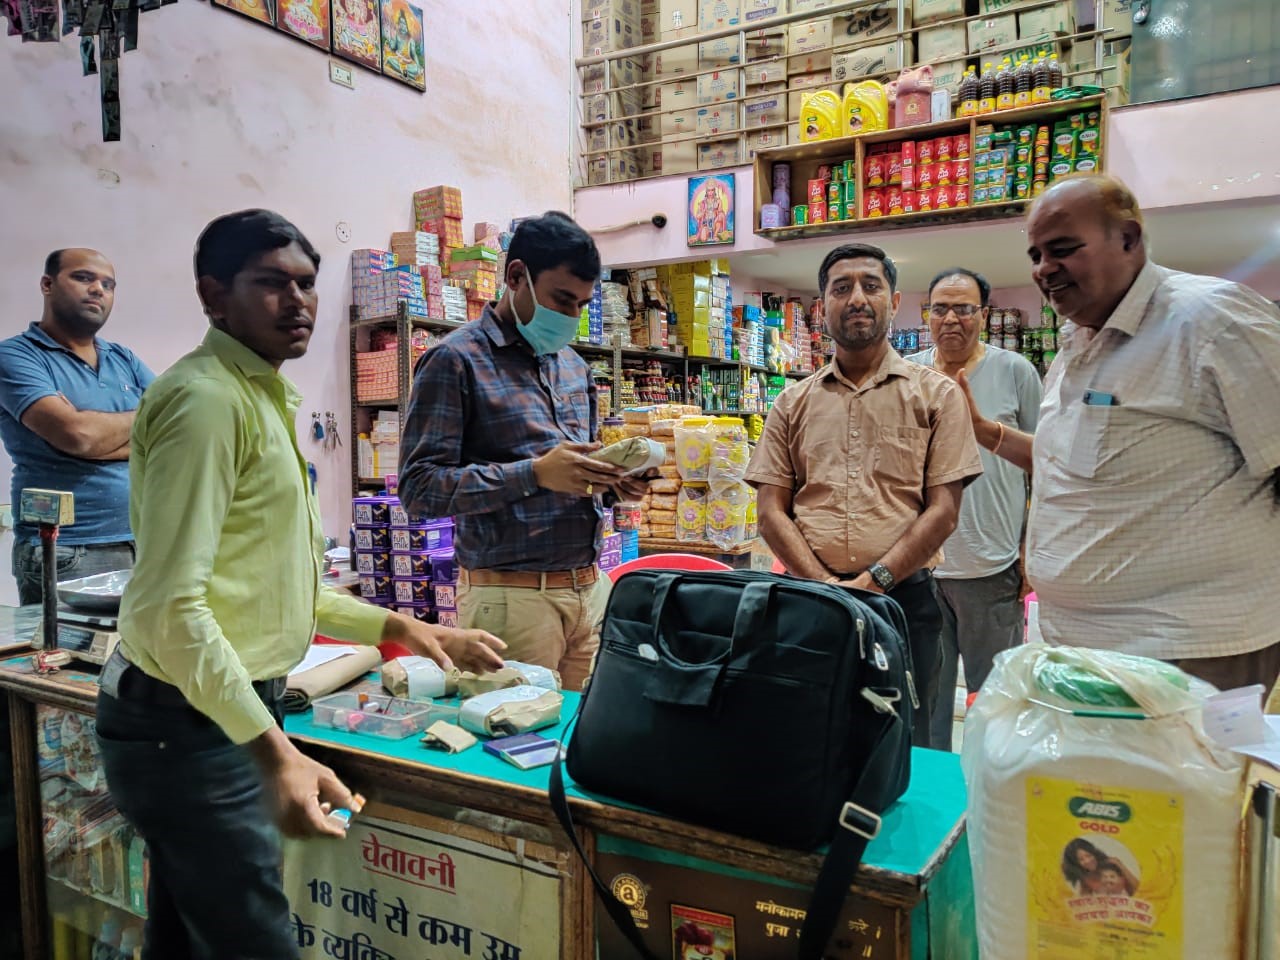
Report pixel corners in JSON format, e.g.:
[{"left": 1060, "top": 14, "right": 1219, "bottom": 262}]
[
  {"left": 576, "top": 85, "right": 1280, "bottom": 268},
  {"left": 0, "top": 1, "right": 575, "bottom": 605}
]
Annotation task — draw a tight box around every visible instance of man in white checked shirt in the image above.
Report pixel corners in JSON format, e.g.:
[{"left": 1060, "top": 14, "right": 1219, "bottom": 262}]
[{"left": 959, "top": 174, "right": 1280, "bottom": 694}]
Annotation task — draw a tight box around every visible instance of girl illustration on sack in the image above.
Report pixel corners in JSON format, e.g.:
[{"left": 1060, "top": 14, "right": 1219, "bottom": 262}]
[{"left": 1061, "top": 838, "right": 1140, "bottom": 896}]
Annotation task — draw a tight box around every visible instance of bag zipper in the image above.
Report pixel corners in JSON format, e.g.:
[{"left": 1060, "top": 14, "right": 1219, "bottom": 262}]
[{"left": 856, "top": 618, "right": 866, "bottom": 660}]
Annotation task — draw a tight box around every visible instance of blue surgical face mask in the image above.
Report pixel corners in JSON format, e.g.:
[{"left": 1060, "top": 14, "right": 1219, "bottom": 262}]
[{"left": 513, "top": 272, "right": 579, "bottom": 355}]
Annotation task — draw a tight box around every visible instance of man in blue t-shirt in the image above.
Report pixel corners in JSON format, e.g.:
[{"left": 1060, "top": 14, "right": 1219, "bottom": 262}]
[{"left": 0, "top": 248, "right": 154, "bottom": 605}]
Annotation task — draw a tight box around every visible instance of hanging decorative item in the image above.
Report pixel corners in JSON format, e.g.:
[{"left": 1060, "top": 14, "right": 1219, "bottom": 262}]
[
  {"left": 2, "top": 0, "right": 173, "bottom": 141},
  {"left": 324, "top": 411, "right": 341, "bottom": 453}
]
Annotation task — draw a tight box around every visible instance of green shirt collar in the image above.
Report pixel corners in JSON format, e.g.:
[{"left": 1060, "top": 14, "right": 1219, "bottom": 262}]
[{"left": 202, "top": 327, "right": 303, "bottom": 408}]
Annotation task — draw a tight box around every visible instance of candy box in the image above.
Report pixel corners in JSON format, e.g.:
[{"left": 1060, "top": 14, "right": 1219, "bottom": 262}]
[
  {"left": 356, "top": 551, "right": 391, "bottom": 575},
  {"left": 392, "top": 553, "right": 432, "bottom": 578},
  {"left": 430, "top": 551, "right": 458, "bottom": 584},
  {"left": 393, "top": 578, "right": 433, "bottom": 605},
  {"left": 434, "top": 583, "right": 457, "bottom": 608},
  {"left": 353, "top": 496, "right": 396, "bottom": 527},
  {"left": 355, "top": 527, "right": 391, "bottom": 552},
  {"left": 396, "top": 603, "right": 434, "bottom": 623},
  {"left": 436, "top": 609, "right": 459, "bottom": 629},
  {"left": 391, "top": 522, "right": 454, "bottom": 554},
  {"left": 359, "top": 575, "right": 393, "bottom": 601}
]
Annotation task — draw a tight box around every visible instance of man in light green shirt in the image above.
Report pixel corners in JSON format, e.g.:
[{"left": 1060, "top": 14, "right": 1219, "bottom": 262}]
[{"left": 95, "top": 209, "right": 505, "bottom": 960}]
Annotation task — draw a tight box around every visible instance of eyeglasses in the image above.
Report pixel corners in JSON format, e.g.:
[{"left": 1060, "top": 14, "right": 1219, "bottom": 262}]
[{"left": 927, "top": 303, "right": 983, "bottom": 319}]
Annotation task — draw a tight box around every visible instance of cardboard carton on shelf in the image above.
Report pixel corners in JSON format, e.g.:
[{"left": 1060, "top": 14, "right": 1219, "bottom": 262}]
[
  {"left": 662, "top": 105, "right": 698, "bottom": 137},
  {"left": 582, "top": 56, "right": 645, "bottom": 93},
  {"left": 747, "top": 127, "right": 789, "bottom": 157},
  {"left": 699, "top": 0, "right": 741, "bottom": 31},
  {"left": 830, "top": 38, "right": 914, "bottom": 82},
  {"left": 656, "top": 27, "right": 699, "bottom": 76},
  {"left": 786, "top": 18, "right": 833, "bottom": 74},
  {"left": 913, "top": 0, "right": 961, "bottom": 26},
  {"left": 977, "top": 0, "right": 1039, "bottom": 13},
  {"left": 743, "top": 0, "right": 787, "bottom": 22},
  {"left": 744, "top": 60, "right": 785, "bottom": 85},
  {"left": 659, "top": 0, "right": 698, "bottom": 31},
  {"left": 930, "top": 58, "right": 967, "bottom": 97},
  {"left": 917, "top": 21, "right": 967, "bottom": 63},
  {"left": 696, "top": 66, "right": 741, "bottom": 104},
  {"left": 786, "top": 69, "right": 833, "bottom": 117},
  {"left": 587, "top": 150, "right": 643, "bottom": 185},
  {"left": 836, "top": 0, "right": 910, "bottom": 45},
  {"left": 744, "top": 25, "right": 786, "bottom": 63},
  {"left": 583, "top": 15, "right": 640, "bottom": 56},
  {"left": 695, "top": 102, "right": 741, "bottom": 137},
  {"left": 1018, "top": 1, "right": 1074, "bottom": 38},
  {"left": 583, "top": 88, "right": 645, "bottom": 124},
  {"left": 659, "top": 78, "right": 699, "bottom": 117},
  {"left": 699, "top": 33, "right": 743, "bottom": 67},
  {"left": 742, "top": 88, "right": 786, "bottom": 127},
  {"left": 582, "top": 0, "right": 645, "bottom": 24},
  {"left": 968, "top": 14, "right": 1017, "bottom": 54},
  {"left": 657, "top": 140, "right": 700, "bottom": 175},
  {"left": 978, "top": 34, "right": 1065, "bottom": 73},
  {"left": 698, "top": 139, "right": 743, "bottom": 170},
  {"left": 1097, "top": 0, "right": 1134, "bottom": 40}
]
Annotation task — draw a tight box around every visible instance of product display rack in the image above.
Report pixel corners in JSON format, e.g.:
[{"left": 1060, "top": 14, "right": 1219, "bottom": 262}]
[
  {"left": 348, "top": 303, "right": 468, "bottom": 491},
  {"left": 753, "top": 95, "right": 1108, "bottom": 241}
]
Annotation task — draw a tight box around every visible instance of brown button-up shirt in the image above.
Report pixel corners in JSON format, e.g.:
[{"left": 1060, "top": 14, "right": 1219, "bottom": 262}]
[{"left": 745, "top": 348, "right": 983, "bottom": 575}]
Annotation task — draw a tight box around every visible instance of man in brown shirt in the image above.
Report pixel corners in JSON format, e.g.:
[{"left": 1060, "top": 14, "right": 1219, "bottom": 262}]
[{"left": 746, "top": 243, "right": 983, "bottom": 746}]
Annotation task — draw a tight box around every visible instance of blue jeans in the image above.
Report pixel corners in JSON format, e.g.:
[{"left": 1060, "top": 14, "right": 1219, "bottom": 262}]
[
  {"left": 11, "top": 539, "right": 135, "bottom": 606},
  {"left": 96, "top": 684, "right": 297, "bottom": 960}
]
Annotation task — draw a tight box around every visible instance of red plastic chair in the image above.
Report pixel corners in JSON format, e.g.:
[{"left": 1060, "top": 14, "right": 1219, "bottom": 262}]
[{"left": 606, "top": 553, "right": 732, "bottom": 582}]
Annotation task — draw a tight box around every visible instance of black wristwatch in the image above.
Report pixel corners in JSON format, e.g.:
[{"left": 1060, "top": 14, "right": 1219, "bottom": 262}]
[{"left": 868, "top": 563, "right": 896, "bottom": 592}]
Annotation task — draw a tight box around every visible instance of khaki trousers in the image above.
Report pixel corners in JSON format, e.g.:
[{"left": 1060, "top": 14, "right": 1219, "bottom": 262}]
[{"left": 457, "top": 575, "right": 612, "bottom": 692}]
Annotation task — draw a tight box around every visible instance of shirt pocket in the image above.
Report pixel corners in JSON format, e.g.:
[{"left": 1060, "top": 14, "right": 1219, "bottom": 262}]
[
  {"left": 1065, "top": 405, "right": 1144, "bottom": 478},
  {"left": 558, "top": 389, "right": 592, "bottom": 442},
  {"left": 875, "top": 425, "right": 930, "bottom": 486}
]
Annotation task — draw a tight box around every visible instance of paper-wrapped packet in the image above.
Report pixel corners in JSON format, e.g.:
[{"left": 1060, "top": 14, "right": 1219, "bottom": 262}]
[
  {"left": 381, "top": 657, "right": 460, "bottom": 700},
  {"left": 455, "top": 662, "right": 561, "bottom": 697},
  {"left": 590, "top": 437, "right": 666, "bottom": 475},
  {"left": 458, "top": 686, "right": 564, "bottom": 737}
]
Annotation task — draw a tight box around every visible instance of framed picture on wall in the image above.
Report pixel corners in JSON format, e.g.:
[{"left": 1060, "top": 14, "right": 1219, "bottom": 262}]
[
  {"left": 277, "top": 0, "right": 330, "bottom": 49},
  {"left": 212, "top": 0, "right": 276, "bottom": 26},
  {"left": 330, "top": 0, "right": 380, "bottom": 72},
  {"left": 688, "top": 173, "right": 735, "bottom": 247},
  {"left": 379, "top": 0, "right": 424, "bottom": 91}
]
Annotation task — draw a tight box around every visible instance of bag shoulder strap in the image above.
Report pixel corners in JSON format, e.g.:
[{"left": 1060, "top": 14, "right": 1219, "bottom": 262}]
[
  {"left": 797, "top": 708, "right": 906, "bottom": 960},
  {"left": 551, "top": 706, "right": 906, "bottom": 960},
  {"left": 549, "top": 752, "right": 662, "bottom": 960}
]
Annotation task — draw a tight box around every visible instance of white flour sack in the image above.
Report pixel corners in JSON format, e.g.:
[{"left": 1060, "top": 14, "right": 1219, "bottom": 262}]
[{"left": 961, "top": 644, "right": 1247, "bottom": 960}]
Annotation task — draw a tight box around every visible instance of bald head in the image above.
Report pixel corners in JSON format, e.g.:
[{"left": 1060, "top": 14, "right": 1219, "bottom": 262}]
[
  {"left": 41, "top": 248, "right": 117, "bottom": 339},
  {"left": 1026, "top": 175, "right": 1146, "bottom": 330}
]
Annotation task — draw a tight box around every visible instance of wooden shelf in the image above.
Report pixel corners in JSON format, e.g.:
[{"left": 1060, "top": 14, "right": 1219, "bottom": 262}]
[
  {"left": 758, "top": 200, "right": 1032, "bottom": 241},
  {"left": 688, "top": 356, "right": 769, "bottom": 374},
  {"left": 351, "top": 313, "right": 470, "bottom": 332},
  {"left": 621, "top": 346, "right": 687, "bottom": 363},
  {"left": 753, "top": 95, "right": 1107, "bottom": 242}
]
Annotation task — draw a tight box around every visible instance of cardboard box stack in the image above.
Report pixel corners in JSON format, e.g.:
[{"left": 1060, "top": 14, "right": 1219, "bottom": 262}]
[
  {"left": 660, "top": 260, "right": 731, "bottom": 359},
  {"left": 352, "top": 494, "right": 457, "bottom": 624},
  {"left": 356, "top": 411, "right": 402, "bottom": 483},
  {"left": 449, "top": 245, "right": 499, "bottom": 319},
  {"left": 583, "top": 0, "right": 652, "bottom": 184},
  {"left": 413, "top": 186, "right": 465, "bottom": 267}
]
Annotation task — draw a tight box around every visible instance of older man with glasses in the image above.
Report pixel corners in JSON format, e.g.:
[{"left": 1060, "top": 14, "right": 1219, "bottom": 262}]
[{"left": 908, "top": 267, "right": 1041, "bottom": 750}]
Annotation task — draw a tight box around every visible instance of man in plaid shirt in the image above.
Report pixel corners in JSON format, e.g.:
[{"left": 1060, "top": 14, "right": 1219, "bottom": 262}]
[{"left": 399, "top": 212, "right": 644, "bottom": 690}]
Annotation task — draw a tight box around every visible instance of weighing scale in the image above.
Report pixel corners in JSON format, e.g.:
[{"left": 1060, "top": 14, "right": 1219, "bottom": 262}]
[{"left": 32, "top": 609, "right": 120, "bottom": 666}]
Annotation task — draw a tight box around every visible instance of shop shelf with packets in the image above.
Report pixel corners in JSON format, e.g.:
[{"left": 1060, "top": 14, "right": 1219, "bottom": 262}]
[{"left": 312, "top": 691, "right": 443, "bottom": 740}]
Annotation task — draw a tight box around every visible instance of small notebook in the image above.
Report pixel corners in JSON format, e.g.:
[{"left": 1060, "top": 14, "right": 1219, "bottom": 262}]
[{"left": 482, "top": 733, "right": 562, "bottom": 770}]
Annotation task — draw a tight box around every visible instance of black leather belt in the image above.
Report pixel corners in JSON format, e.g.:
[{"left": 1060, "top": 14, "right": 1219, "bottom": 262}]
[{"left": 113, "top": 661, "right": 285, "bottom": 709}]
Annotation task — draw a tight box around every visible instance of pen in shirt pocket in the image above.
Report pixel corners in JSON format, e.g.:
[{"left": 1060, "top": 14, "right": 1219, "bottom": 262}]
[{"left": 1082, "top": 390, "right": 1119, "bottom": 406}]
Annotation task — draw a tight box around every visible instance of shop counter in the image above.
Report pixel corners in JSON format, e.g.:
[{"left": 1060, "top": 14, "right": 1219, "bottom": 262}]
[{"left": 0, "top": 646, "right": 976, "bottom": 960}]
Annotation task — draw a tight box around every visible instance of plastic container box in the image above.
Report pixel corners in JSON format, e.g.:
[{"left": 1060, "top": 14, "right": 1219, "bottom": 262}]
[{"left": 312, "top": 692, "right": 434, "bottom": 740}]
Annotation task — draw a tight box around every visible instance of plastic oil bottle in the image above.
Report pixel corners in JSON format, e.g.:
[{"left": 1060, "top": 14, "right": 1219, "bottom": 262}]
[
  {"left": 1013, "top": 55, "right": 1033, "bottom": 109},
  {"left": 1048, "top": 51, "right": 1065, "bottom": 91},
  {"left": 978, "top": 60, "right": 997, "bottom": 115},
  {"left": 1032, "top": 50, "right": 1052, "bottom": 104},
  {"left": 995, "top": 57, "right": 1015, "bottom": 111},
  {"left": 958, "top": 65, "right": 980, "bottom": 118}
]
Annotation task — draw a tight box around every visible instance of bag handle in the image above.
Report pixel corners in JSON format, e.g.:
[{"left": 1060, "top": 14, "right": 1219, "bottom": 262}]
[{"left": 649, "top": 575, "right": 777, "bottom": 663}]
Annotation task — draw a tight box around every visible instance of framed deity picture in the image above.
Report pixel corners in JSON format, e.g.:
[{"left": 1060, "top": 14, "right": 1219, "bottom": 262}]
[
  {"left": 687, "top": 173, "right": 735, "bottom": 247},
  {"left": 213, "top": 0, "right": 275, "bottom": 26},
  {"left": 379, "top": 0, "right": 424, "bottom": 90},
  {"left": 277, "top": 0, "right": 330, "bottom": 49},
  {"left": 330, "top": 0, "right": 380, "bottom": 71}
]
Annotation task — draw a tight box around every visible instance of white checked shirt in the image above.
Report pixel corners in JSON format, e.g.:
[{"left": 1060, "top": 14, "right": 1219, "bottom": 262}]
[{"left": 1028, "top": 260, "right": 1280, "bottom": 659}]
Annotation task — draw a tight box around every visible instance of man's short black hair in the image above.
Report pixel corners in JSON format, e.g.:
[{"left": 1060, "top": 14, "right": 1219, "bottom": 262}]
[
  {"left": 927, "top": 267, "right": 991, "bottom": 307},
  {"left": 818, "top": 243, "right": 898, "bottom": 295},
  {"left": 44, "top": 250, "right": 65, "bottom": 277},
  {"left": 194, "top": 209, "right": 320, "bottom": 285},
  {"left": 506, "top": 211, "right": 601, "bottom": 284}
]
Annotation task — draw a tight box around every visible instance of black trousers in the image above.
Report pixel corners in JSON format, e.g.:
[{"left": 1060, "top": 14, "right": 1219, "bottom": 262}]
[{"left": 887, "top": 573, "right": 944, "bottom": 749}]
